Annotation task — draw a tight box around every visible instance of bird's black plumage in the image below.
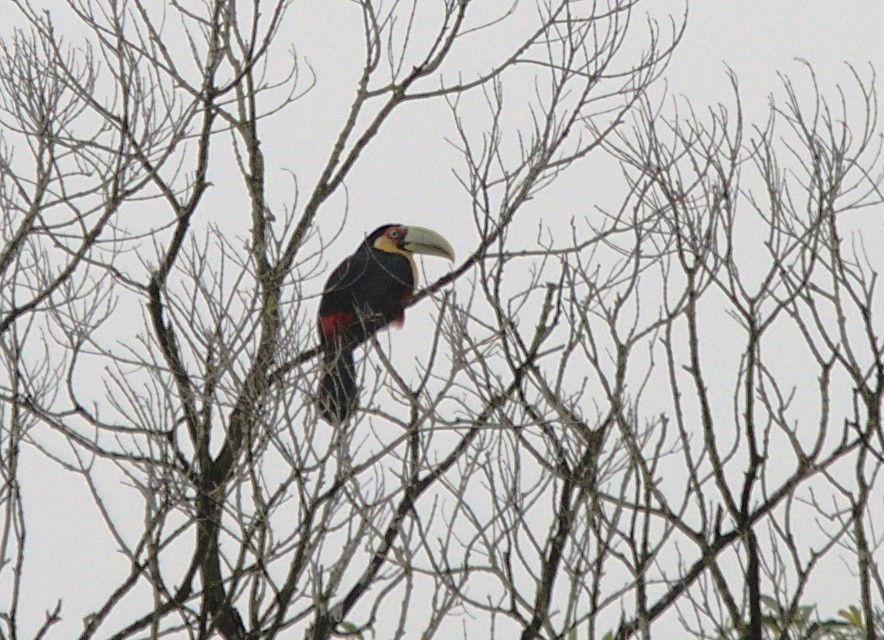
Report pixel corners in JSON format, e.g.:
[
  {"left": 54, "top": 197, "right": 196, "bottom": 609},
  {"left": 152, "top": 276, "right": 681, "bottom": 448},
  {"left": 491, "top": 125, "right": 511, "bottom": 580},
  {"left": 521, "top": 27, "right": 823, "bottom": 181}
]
[
  {"left": 319, "top": 234, "right": 414, "bottom": 342},
  {"left": 317, "top": 225, "right": 415, "bottom": 423}
]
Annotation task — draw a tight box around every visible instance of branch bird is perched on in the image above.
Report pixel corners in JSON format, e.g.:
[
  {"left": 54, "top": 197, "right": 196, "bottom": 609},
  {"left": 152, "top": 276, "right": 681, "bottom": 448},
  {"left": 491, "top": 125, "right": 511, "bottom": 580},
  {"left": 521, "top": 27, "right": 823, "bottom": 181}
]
[{"left": 316, "top": 224, "right": 455, "bottom": 424}]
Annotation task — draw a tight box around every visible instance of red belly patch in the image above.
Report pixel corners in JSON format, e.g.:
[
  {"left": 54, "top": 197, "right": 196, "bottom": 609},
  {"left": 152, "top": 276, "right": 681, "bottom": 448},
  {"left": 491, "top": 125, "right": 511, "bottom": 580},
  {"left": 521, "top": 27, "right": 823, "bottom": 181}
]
[
  {"left": 320, "top": 312, "right": 355, "bottom": 340},
  {"left": 391, "top": 289, "right": 412, "bottom": 328}
]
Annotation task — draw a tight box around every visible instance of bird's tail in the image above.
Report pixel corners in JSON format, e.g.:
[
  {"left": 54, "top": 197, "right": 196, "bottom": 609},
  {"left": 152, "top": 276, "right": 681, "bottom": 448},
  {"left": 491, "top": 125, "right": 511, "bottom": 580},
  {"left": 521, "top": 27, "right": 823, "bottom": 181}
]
[{"left": 317, "top": 346, "right": 357, "bottom": 425}]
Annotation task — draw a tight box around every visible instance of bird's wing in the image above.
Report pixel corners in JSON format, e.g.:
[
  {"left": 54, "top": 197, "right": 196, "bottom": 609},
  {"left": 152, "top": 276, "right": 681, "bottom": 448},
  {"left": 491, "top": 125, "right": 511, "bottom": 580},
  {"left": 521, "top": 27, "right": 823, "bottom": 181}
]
[
  {"left": 319, "top": 246, "right": 415, "bottom": 344},
  {"left": 318, "top": 249, "right": 371, "bottom": 341}
]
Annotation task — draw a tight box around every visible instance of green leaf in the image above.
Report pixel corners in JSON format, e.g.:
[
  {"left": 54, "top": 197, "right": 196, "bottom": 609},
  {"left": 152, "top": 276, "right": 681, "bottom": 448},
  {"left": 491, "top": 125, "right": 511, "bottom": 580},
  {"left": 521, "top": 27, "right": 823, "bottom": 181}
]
[
  {"left": 760, "top": 595, "right": 782, "bottom": 614},
  {"left": 838, "top": 605, "right": 864, "bottom": 628},
  {"left": 334, "top": 621, "right": 363, "bottom": 639},
  {"left": 761, "top": 614, "right": 783, "bottom": 632},
  {"left": 797, "top": 604, "right": 814, "bottom": 623}
]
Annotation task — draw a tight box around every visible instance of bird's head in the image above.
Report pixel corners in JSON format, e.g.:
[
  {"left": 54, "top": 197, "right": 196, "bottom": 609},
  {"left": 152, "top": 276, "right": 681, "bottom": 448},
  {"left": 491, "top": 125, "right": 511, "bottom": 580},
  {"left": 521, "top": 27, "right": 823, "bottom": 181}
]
[{"left": 367, "top": 224, "right": 455, "bottom": 261}]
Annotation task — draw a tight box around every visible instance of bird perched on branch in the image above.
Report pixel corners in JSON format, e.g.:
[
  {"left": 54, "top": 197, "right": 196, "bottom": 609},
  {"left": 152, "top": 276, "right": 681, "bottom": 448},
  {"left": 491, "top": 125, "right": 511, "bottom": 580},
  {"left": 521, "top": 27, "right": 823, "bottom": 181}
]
[{"left": 316, "top": 224, "right": 455, "bottom": 424}]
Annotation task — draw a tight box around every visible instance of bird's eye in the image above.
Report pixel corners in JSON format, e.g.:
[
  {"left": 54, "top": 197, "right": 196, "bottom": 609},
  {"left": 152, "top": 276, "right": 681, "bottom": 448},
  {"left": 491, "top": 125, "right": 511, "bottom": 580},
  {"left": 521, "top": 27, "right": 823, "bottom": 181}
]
[{"left": 389, "top": 229, "right": 400, "bottom": 239}]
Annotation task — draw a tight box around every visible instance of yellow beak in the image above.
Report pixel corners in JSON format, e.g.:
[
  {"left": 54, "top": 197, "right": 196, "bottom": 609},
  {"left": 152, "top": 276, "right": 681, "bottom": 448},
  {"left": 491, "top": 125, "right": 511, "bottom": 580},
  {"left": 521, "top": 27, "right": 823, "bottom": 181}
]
[{"left": 402, "top": 226, "right": 455, "bottom": 261}]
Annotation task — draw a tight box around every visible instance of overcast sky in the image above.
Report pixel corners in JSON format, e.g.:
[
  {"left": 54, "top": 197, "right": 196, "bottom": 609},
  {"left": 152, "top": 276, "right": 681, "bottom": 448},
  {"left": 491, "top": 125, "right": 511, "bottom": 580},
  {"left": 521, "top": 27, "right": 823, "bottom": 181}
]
[
  {"left": 270, "top": 0, "right": 882, "bottom": 256},
  {"left": 11, "top": 1, "right": 882, "bottom": 637},
  {"left": 668, "top": 2, "right": 879, "bottom": 96}
]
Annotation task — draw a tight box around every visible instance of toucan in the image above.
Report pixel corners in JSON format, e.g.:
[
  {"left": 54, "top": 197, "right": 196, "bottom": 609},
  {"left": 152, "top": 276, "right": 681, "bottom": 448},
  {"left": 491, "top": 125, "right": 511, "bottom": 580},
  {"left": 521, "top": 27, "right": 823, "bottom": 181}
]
[{"left": 316, "top": 224, "right": 455, "bottom": 424}]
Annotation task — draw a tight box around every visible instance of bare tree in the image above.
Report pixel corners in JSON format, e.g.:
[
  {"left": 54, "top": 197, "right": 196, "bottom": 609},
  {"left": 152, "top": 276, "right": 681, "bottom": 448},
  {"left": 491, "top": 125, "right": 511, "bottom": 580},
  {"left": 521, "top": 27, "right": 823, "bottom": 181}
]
[
  {"left": 0, "top": 1, "right": 880, "bottom": 639},
  {"left": 564, "top": 65, "right": 883, "bottom": 638}
]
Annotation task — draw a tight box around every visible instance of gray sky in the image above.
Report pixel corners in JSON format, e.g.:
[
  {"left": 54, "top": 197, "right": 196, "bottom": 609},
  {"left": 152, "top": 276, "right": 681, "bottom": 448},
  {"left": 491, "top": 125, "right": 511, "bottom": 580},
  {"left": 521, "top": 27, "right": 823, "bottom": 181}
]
[
  {"left": 270, "top": 0, "right": 882, "bottom": 255},
  {"left": 669, "top": 1, "right": 881, "bottom": 100},
  {"left": 10, "top": 1, "right": 882, "bottom": 637}
]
